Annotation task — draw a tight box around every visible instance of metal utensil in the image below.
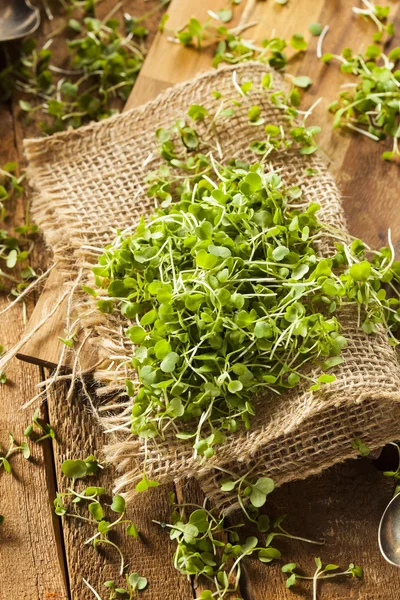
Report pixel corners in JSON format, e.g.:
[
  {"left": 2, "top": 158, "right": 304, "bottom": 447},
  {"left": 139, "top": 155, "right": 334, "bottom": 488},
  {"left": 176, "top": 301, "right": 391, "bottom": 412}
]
[
  {"left": 378, "top": 492, "right": 400, "bottom": 566},
  {"left": 0, "top": 0, "right": 40, "bottom": 42}
]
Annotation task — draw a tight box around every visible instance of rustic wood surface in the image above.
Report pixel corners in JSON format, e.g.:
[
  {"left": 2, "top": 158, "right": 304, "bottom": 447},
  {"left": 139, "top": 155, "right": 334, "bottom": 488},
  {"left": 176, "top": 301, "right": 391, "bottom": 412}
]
[{"left": 1, "top": 0, "right": 400, "bottom": 599}]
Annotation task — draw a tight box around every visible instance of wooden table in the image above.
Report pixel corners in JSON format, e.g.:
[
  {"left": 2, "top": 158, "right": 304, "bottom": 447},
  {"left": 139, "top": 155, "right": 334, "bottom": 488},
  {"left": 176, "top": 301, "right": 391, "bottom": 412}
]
[{"left": 1, "top": 1, "right": 400, "bottom": 599}]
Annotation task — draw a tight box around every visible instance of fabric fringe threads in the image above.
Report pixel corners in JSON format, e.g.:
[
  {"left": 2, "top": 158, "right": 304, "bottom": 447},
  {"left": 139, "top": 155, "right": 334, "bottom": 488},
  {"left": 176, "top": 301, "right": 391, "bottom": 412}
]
[{"left": 23, "top": 62, "right": 400, "bottom": 509}]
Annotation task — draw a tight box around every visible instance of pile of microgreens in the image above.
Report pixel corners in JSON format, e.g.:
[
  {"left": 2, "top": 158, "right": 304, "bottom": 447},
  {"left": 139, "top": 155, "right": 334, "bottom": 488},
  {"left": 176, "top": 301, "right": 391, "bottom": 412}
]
[
  {"left": 4, "top": 14, "right": 147, "bottom": 135},
  {"left": 323, "top": 33, "right": 400, "bottom": 161},
  {"left": 0, "top": 0, "right": 170, "bottom": 134},
  {"left": 92, "top": 75, "right": 400, "bottom": 468}
]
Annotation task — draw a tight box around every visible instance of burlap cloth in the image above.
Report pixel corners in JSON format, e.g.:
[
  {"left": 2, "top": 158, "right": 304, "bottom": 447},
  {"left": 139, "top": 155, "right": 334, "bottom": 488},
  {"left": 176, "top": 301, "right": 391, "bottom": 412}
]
[{"left": 24, "top": 62, "right": 400, "bottom": 509}]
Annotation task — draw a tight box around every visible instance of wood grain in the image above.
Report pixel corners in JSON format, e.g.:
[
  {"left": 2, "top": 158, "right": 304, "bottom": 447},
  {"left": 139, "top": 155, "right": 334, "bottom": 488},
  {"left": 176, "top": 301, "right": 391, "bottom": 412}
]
[
  {"left": 46, "top": 379, "right": 194, "bottom": 600},
  {"left": 0, "top": 105, "right": 68, "bottom": 599}
]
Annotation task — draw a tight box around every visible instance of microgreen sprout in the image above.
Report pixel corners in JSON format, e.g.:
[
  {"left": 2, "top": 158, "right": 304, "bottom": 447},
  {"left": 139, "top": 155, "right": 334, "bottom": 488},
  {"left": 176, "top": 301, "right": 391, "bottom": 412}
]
[
  {"left": 351, "top": 437, "right": 370, "bottom": 457},
  {"left": 55, "top": 458, "right": 138, "bottom": 575},
  {"left": 282, "top": 557, "right": 363, "bottom": 599},
  {"left": 352, "top": 0, "right": 394, "bottom": 39},
  {"left": 0, "top": 433, "right": 30, "bottom": 474},
  {"left": 24, "top": 408, "right": 56, "bottom": 442}
]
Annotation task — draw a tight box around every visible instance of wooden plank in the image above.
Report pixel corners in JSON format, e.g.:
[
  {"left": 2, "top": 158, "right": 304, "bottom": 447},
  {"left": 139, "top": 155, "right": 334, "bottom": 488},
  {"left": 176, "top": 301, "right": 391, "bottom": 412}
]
[
  {"left": 47, "top": 379, "right": 194, "bottom": 600},
  {"left": 0, "top": 104, "right": 68, "bottom": 598}
]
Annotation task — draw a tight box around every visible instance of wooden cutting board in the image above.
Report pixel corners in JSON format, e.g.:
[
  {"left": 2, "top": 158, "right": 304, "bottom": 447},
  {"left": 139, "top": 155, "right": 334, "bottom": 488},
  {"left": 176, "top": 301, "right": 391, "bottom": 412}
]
[{"left": 17, "top": 0, "right": 400, "bottom": 369}]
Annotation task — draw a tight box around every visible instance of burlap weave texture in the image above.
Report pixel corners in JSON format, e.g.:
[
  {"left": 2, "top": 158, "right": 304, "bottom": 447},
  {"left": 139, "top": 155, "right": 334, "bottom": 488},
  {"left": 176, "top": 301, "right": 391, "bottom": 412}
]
[{"left": 24, "top": 62, "right": 400, "bottom": 508}]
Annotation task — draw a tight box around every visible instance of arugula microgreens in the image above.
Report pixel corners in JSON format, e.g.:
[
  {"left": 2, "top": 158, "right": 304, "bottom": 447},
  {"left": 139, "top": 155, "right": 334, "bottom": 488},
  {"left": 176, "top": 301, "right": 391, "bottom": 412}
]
[
  {"left": 24, "top": 408, "right": 56, "bottom": 442},
  {"left": 171, "top": 13, "right": 308, "bottom": 72},
  {"left": 93, "top": 87, "right": 400, "bottom": 464},
  {"left": 102, "top": 573, "right": 148, "bottom": 598},
  {"left": 323, "top": 4, "right": 400, "bottom": 161},
  {"left": 352, "top": 0, "right": 394, "bottom": 41},
  {"left": 154, "top": 497, "right": 281, "bottom": 599},
  {"left": 0, "top": 433, "right": 30, "bottom": 474},
  {"left": 2, "top": 14, "right": 147, "bottom": 134},
  {"left": 282, "top": 557, "right": 363, "bottom": 598},
  {"left": 54, "top": 458, "right": 139, "bottom": 575},
  {"left": 155, "top": 478, "right": 331, "bottom": 600},
  {"left": 0, "top": 162, "right": 37, "bottom": 293}
]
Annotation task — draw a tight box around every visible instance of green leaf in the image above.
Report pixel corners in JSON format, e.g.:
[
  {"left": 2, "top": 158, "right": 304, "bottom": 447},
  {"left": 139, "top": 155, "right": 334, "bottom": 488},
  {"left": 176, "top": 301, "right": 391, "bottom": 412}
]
[
  {"left": 286, "top": 573, "right": 297, "bottom": 588},
  {"left": 183, "top": 523, "right": 199, "bottom": 544},
  {"left": 111, "top": 494, "right": 126, "bottom": 513},
  {"left": 216, "top": 8, "right": 233, "bottom": 22},
  {"left": 228, "top": 380, "right": 243, "bottom": 393},
  {"left": 257, "top": 514, "right": 270, "bottom": 532},
  {"left": 249, "top": 477, "right": 275, "bottom": 507},
  {"left": 160, "top": 352, "right": 179, "bottom": 373},
  {"left": 254, "top": 322, "right": 272, "bottom": 339},
  {"left": 189, "top": 509, "right": 209, "bottom": 533},
  {"left": 241, "top": 536, "right": 258, "bottom": 554},
  {"left": 2, "top": 458, "right": 11, "bottom": 474},
  {"left": 322, "top": 356, "right": 344, "bottom": 370},
  {"left": 188, "top": 104, "right": 209, "bottom": 121},
  {"left": 98, "top": 520, "right": 111, "bottom": 534},
  {"left": 19, "top": 100, "right": 32, "bottom": 112},
  {"left": 126, "top": 523, "right": 139, "bottom": 537},
  {"left": 128, "top": 572, "right": 148, "bottom": 591},
  {"left": 61, "top": 459, "right": 87, "bottom": 480},
  {"left": 196, "top": 250, "right": 219, "bottom": 269},
  {"left": 208, "top": 244, "right": 231, "bottom": 258},
  {"left": 309, "top": 22, "right": 323, "bottom": 36},
  {"left": 220, "top": 480, "right": 236, "bottom": 491},
  {"left": 293, "top": 75, "right": 312, "bottom": 88},
  {"left": 89, "top": 501, "right": 104, "bottom": 521},
  {"left": 21, "top": 442, "right": 30, "bottom": 459},
  {"left": 258, "top": 547, "right": 281, "bottom": 562},
  {"left": 290, "top": 34, "right": 307, "bottom": 51},
  {"left": 349, "top": 261, "right": 371, "bottom": 282},
  {"left": 317, "top": 374, "right": 336, "bottom": 384},
  {"left": 126, "top": 326, "right": 147, "bottom": 344},
  {"left": 272, "top": 246, "right": 289, "bottom": 261}
]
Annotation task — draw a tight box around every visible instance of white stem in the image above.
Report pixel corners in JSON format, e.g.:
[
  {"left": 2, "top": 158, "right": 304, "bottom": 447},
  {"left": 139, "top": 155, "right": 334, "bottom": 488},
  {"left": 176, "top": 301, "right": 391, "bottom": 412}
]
[{"left": 317, "top": 25, "right": 329, "bottom": 58}]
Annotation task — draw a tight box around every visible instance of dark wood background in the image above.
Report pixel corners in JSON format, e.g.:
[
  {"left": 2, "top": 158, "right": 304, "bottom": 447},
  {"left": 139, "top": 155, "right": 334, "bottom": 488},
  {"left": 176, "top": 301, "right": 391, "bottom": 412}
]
[{"left": 1, "top": 1, "right": 400, "bottom": 599}]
